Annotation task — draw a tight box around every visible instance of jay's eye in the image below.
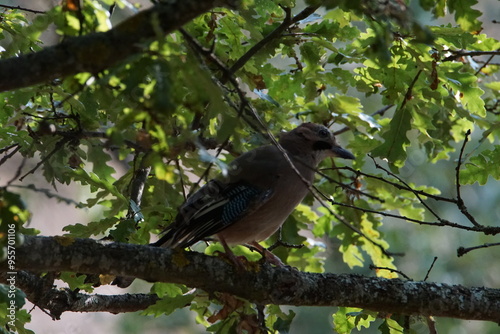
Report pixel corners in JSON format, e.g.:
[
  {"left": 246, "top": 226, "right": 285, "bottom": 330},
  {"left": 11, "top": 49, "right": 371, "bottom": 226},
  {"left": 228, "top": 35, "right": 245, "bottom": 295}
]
[{"left": 318, "top": 129, "right": 329, "bottom": 138}]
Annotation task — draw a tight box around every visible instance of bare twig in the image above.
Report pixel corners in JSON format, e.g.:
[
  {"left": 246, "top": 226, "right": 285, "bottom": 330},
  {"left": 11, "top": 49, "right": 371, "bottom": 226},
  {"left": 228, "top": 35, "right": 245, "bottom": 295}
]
[
  {"left": 369, "top": 155, "right": 443, "bottom": 220},
  {"left": 405, "top": 70, "right": 422, "bottom": 101},
  {"left": 324, "top": 197, "right": 499, "bottom": 233},
  {"left": 455, "top": 130, "right": 481, "bottom": 227},
  {"left": 0, "top": 4, "right": 46, "bottom": 14},
  {"left": 369, "top": 264, "right": 412, "bottom": 280},
  {"left": 330, "top": 209, "right": 401, "bottom": 257},
  {"left": 333, "top": 104, "right": 394, "bottom": 136},
  {"left": 318, "top": 168, "right": 385, "bottom": 202},
  {"left": 423, "top": 257, "right": 437, "bottom": 281},
  {"left": 175, "top": 158, "right": 187, "bottom": 200},
  {"left": 457, "top": 242, "right": 500, "bottom": 257},
  {"left": 0, "top": 144, "right": 21, "bottom": 167},
  {"left": 474, "top": 53, "right": 496, "bottom": 76},
  {"left": 340, "top": 166, "right": 457, "bottom": 203},
  {"left": 443, "top": 50, "right": 500, "bottom": 62},
  {"left": 18, "top": 138, "right": 68, "bottom": 182},
  {"left": 268, "top": 227, "right": 304, "bottom": 252},
  {"left": 7, "top": 184, "right": 82, "bottom": 207}
]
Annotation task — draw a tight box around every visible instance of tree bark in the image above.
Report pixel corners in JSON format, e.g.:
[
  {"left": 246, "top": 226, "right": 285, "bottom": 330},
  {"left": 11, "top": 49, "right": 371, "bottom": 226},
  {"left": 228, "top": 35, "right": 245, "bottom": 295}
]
[
  {"left": 0, "top": 0, "right": 222, "bottom": 92},
  {"left": 2, "top": 235, "right": 499, "bottom": 322}
]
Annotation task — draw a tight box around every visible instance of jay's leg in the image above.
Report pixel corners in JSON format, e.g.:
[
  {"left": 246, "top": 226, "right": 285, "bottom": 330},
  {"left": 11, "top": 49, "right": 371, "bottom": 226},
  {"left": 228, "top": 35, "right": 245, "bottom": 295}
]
[{"left": 218, "top": 236, "right": 248, "bottom": 271}]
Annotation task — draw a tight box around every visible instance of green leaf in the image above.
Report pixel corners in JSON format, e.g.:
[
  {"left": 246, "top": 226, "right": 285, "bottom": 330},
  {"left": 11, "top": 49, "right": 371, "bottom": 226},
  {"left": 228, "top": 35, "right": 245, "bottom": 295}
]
[
  {"left": 430, "top": 26, "right": 476, "bottom": 49},
  {"left": 143, "top": 294, "right": 195, "bottom": 317},
  {"left": 86, "top": 143, "right": 116, "bottom": 182},
  {"left": 461, "top": 147, "right": 500, "bottom": 185},
  {"left": 333, "top": 307, "right": 375, "bottom": 334},
  {"left": 63, "top": 217, "right": 120, "bottom": 238},
  {"left": 371, "top": 106, "right": 412, "bottom": 169},
  {"left": 151, "top": 283, "right": 185, "bottom": 298},
  {"left": 59, "top": 272, "right": 94, "bottom": 292},
  {"left": 447, "top": 0, "right": 482, "bottom": 32},
  {"left": 444, "top": 67, "right": 485, "bottom": 116},
  {"left": 378, "top": 317, "right": 404, "bottom": 334}
]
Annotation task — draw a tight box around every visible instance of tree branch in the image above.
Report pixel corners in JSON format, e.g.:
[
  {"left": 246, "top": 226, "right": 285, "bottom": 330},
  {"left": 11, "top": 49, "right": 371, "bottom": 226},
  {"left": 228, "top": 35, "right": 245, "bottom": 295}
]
[
  {"left": 0, "top": 271, "right": 159, "bottom": 319},
  {"left": 0, "top": 4, "right": 46, "bottom": 14},
  {"left": 0, "top": 0, "right": 224, "bottom": 92},
  {"left": 443, "top": 50, "right": 500, "bottom": 62},
  {"left": 3, "top": 235, "right": 500, "bottom": 322}
]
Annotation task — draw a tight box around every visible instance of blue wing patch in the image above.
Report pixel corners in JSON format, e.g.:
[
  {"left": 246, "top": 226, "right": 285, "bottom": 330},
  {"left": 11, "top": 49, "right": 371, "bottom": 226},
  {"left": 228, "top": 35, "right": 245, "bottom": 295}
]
[{"left": 222, "top": 185, "right": 262, "bottom": 225}]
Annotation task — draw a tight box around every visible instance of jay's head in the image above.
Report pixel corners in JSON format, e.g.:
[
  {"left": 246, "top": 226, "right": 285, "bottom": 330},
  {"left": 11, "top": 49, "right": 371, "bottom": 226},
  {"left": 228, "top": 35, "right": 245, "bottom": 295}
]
[{"left": 279, "top": 123, "right": 355, "bottom": 161}]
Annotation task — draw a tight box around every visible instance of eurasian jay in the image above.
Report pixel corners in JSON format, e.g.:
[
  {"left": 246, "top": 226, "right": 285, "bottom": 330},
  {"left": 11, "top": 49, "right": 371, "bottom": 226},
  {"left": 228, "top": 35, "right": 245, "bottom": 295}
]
[
  {"left": 114, "top": 122, "right": 353, "bottom": 287},
  {"left": 153, "top": 122, "right": 354, "bottom": 252}
]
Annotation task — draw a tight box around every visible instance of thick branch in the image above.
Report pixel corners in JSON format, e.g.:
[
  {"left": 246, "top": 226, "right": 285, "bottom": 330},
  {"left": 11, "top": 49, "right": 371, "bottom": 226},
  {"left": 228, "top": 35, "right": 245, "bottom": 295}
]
[
  {"left": 0, "top": 271, "right": 159, "bottom": 319},
  {"left": 3, "top": 235, "right": 500, "bottom": 322},
  {"left": 0, "top": 0, "right": 222, "bottom": 92}
]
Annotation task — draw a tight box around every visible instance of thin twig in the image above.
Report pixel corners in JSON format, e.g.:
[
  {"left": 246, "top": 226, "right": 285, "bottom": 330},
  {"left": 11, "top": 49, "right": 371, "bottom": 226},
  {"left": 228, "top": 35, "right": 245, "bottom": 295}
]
[
  {"left": 455, "top": 130, "right": 481, "bottom": 227},
  {"left": 0, "top": 144, "right": 21, "bottom": 167},
  {"left": 457, "top": 242, "right": 500, "bottom": 257},
  {"left": 7, "top": 184, "right": 83, "bottom": 207},
  {"left": 320, "top": 170, "right": 385, "bottom": 202},
  {"left": 324, "top": 197, "right": 497, "bottom": 233},
  {"left": 333, "top": 104, "right": 394, "bottom": 136},
  {"left": 423, "top": 257, "right": 437, "bottom": 281},
  {"left": 443, "top": 50, "right": 500, "bottom": 62},
  {"left": 179, "top": 28, "right": 262, "bottom": 134},
  {"left": 331, "top": 209, "right": 402, "bottom": 257},
  {"left": 369, "top": 155, "right": 442, "bottom": 221},
  {"left": 474, "top": 53, "right": 496, "bottom": 76},
  {"left": 19, "top": 138, "right": 68, "bottom": 181},
  {"left": 175, "top": 158, "right": 187, "bottom": 200},
  {"left": 0, "top": 143, "right": 19, "bottom": 154},
  {"left": 0, "top": 4, "right": 46, "bottom": 14},
  {"left": 340, "top": 166, "right": 457, "bottom": 203},
  {"left": 53, "top": 75, "right": 95, "bottom": 109},
  {"left": 405, "top": 70, "right": 422, "bottom": 101},
  {"left": 268, "top": 227, "right": 304, "bottom": 252},
  {"left": 369, "top": 264, "right": 411, "bottom": 280}
]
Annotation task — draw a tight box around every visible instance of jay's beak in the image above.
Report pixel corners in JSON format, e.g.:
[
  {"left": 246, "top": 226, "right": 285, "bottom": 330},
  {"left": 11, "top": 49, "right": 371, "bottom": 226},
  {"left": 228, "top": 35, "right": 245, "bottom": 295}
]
[{"left": 331, "top": 145, "right": 355, "bottom": 160}]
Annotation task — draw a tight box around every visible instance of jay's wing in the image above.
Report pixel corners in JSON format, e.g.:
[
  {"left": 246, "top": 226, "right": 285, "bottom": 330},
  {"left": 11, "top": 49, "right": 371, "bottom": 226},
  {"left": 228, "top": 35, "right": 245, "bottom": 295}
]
[
  {"left": 153, "top": 179, "right": 273, "bottom": 248},
  {"left": 153, "top": 145, "right": 282, "bottom": 248}
]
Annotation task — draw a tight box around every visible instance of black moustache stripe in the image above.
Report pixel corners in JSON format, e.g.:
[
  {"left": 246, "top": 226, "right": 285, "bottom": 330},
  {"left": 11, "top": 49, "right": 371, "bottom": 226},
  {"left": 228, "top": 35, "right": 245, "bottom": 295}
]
[{"left": 313, "top": 141, "right": 332, "bottom": 151}]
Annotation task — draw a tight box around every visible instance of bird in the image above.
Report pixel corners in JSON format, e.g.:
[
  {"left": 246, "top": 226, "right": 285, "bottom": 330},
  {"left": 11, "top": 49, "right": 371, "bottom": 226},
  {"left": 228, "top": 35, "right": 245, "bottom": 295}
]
[
  {"left": 153, "top": 123, "right": 354, "bottom": 252},
  {"left": 113, "top": 122, "right": 354, "bottom": 287}
]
